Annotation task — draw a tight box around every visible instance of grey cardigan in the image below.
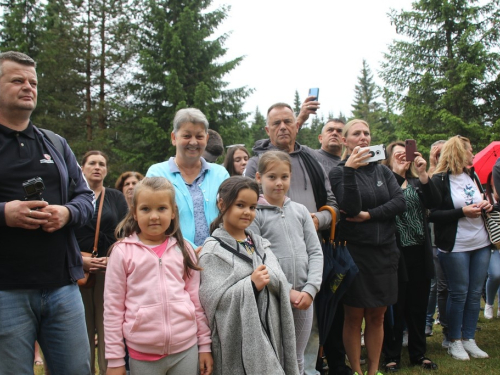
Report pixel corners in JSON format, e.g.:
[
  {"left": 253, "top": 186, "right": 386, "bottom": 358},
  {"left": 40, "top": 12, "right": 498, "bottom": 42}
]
[
  {"left": 199, "top": 227, "right": 299, "bottom": 375},
  {"left": 249, "top": 195, "right": 323, "bottom": 299}
]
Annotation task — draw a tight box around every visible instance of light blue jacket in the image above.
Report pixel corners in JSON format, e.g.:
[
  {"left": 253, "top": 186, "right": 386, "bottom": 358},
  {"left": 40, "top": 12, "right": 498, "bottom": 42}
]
[{"left": 146, "top": 157, "right": 229, "bottom": 247}]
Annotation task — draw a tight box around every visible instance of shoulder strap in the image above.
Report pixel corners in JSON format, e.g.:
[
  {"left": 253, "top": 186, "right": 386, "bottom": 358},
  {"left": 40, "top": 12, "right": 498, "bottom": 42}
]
[
  {"left": 40, "top": 129, "right": 64, "bottom": 156},
  {"left": 39, "top": 128, "right": 76, "bottom": 200},
  {"left": 92, "top": 188, "right": 106, "bottom": 257},
  {"left": 211, "top": 236, "right": 253, "bottom": 265}
]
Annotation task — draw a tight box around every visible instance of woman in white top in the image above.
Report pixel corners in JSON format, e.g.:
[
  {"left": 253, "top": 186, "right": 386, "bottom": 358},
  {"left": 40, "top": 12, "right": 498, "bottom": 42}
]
[{"left": 430, "top": 135, "right": 493, "bottom": 361}]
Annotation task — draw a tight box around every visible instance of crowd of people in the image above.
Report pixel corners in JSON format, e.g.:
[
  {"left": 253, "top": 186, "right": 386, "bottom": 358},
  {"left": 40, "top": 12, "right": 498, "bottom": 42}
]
[{"left": 1, "top": 50, "right": 499, "bottom": 375}]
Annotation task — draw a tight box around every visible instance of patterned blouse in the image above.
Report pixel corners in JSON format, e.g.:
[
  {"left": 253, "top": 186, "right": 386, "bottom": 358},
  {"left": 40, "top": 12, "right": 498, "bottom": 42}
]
[{"left": 395, "top": 183, "right": 425, "bottom": 247}]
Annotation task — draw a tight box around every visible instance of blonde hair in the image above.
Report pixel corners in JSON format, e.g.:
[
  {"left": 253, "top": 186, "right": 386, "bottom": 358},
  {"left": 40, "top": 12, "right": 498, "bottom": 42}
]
[
  {"left": 341, "top": 119, "right": 370, "bottom": 160},
  {"left": 113, "top": 177, "right": 200, "bottom": 276},
  {"left": 433, "top": 136, "right": 471, "bottom": 175},
  {"left": 383, "top": 141, "right": 418, "bottom": 178}
]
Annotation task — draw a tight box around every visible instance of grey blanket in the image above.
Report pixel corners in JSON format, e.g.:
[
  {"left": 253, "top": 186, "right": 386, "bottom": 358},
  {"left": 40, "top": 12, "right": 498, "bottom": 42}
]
[{"left": 199, "top": 227, "right": 299, "bottom": 375}]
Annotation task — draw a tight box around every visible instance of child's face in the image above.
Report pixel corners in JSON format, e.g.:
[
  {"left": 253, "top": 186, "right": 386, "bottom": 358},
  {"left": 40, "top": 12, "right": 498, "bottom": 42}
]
[
  {"left": 221, "top": 188, "right": 258, "bottom": 238},
  {"left": 256, "top": 162, "right": 291, "bottom": 206},
  {"left": 134, "top": 189, "right": 175, "bottom": 244}
]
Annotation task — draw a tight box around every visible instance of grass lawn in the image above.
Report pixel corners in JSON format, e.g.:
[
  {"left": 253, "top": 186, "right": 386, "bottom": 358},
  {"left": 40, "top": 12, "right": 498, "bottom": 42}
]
[{"left": 34, "top": 302, "right": 500, "bottom": 375}]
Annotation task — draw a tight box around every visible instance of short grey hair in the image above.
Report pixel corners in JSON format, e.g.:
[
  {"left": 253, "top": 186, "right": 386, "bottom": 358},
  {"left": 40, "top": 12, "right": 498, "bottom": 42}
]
[
  {"left": 173, "top": 108, "right": 209, "bottom": 133},
  {"left": 430, "top": 140, "right": 446, "bottom": 149},
  {"left": 0, "top": 51, "right": 36, "bottom": 77}
]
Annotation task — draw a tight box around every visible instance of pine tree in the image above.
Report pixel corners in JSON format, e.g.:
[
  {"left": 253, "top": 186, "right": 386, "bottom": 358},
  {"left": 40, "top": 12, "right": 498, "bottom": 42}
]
[
  {"left": 0, "top": 0, "right": 43, "bottom": 57},
  {"left": 122, "top": 0, "right": 251, "bottom": 169},
  {"left": 293, "top": 90, "right": 301, "bottom": 117},
  {"left": 381, "top": 0, "right": 500, "bottom": 151},
  {"left": 351, "top": 60, "right": 382, "bottom": 124}
]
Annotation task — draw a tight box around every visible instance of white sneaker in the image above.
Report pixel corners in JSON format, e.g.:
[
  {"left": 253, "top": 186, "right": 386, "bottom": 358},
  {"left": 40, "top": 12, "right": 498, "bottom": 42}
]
[
  {"left": 448, "top": 340, "right": 470, "bottom": 360},
  {"left": 462, "top": 339, "right": 489, "bottom": 358},
  {"left": 484, "top": 303, "right": 494, "bottom": 319},
  {"left": 442, "top": 338, "right": 451, "bottom": 348},
  {"left": 402, "top": 330, "right": 408, "bottom": 347}
]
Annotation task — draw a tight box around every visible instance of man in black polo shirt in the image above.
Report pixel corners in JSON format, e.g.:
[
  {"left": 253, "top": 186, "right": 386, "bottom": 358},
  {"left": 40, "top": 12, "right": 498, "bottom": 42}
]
[{"left": 0, "top": 51, "right": 94, "bottom": 374}]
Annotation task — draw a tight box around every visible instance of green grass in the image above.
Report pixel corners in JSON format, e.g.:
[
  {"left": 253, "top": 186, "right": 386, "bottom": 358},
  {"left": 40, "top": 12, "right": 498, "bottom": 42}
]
[
  {"left": 34, "top": 302, "right": 500, "bottom": 375},
  {"left": 370, "top": 301, "right": 500, "bottom": 375}
]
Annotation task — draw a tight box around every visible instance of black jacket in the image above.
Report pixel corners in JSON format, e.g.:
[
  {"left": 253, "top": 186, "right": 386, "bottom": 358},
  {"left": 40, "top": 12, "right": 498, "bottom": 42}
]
[
  {"left": 329, "top": 160, "right": 406, "bottom": 246},
  {"left": 393, "top": 174, "right": 441, "bottom": 279},
  {"left": 429, "top": 171, "right": 469, "bottom": 252}
]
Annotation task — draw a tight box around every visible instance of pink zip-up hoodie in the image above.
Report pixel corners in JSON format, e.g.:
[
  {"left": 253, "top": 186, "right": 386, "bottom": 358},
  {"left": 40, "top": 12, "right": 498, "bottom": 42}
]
[{"left": 104, "top": 233, "right": 211, "bottom": 368}]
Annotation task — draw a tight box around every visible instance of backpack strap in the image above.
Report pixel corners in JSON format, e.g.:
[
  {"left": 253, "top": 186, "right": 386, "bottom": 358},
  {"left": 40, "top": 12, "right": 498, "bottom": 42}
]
[
  {"left": 40, "top": 128, "right": 64, "bottom": 156},
  {"left": 39, "top": 128, "right": 76, "bottom": 200}
]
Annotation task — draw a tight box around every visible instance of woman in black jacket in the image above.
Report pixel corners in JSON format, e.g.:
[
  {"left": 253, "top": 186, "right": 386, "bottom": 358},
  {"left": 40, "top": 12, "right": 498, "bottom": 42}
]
[
  {"left": 76, "top": 151, "right": 128, "bottom": 374},
  {"left": 381, "top": 141, "right": 441, "bottom": 371},
  {"left": 430, "top": 136, "right": 493, "bottom": 361},
  {"left": 329, "top": 120, "right": 406, "bottom": 375}
]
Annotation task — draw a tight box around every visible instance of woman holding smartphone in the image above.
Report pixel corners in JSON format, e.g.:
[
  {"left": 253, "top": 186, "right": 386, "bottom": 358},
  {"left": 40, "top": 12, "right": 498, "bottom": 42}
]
[{"left": 329, "top": 120, "right": 406, "bottom": 375}]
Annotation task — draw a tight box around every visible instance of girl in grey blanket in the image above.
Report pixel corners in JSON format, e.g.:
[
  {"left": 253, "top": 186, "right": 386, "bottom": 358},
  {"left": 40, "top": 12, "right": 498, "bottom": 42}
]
[{"left": 199, "top": 176, "right": 299, "bottom": 375}]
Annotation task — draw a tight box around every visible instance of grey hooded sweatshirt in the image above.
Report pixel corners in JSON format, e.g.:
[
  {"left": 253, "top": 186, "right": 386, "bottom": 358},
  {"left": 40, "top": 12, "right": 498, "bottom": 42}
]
[
  {"left": 244, "top": 139, "right": 339, "bottom": 231},
  {"left": 248, "top": 195, "right": 324, "bottom": 299}
]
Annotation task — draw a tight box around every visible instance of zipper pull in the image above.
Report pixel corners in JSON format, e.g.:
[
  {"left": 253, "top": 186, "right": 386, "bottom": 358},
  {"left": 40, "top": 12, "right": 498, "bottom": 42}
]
[{"left": 159, "top": 258, "right": 162, "bottom": 266}]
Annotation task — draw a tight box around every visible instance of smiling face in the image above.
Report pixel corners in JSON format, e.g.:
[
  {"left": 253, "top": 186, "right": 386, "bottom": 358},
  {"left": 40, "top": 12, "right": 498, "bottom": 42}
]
[
  {"left": 266, "top": 106, "right": 298, "bottom": 152},
  {"left": 134, "top": 188, "right": 176, "bottom": 244},
  {"left": 0, "top": 60, "right": 37, "bottom": 120},
  {"left": 343, "top": 122, "right": 371, "bottom": 153},
  {"left": 82, "top": 154, "right": 108, "bottom": 185},
  {"left": 256, "top": 161, "right": 291, "bottom": 207},
  {"left": 220, "top": 188, "right": 258, "bottom": 240},
  {"left": 171, "top": 122, "right": 208, "bottom": 162},
  {"left": 232, "top": 149, "right": 249, "bottom": 175}
]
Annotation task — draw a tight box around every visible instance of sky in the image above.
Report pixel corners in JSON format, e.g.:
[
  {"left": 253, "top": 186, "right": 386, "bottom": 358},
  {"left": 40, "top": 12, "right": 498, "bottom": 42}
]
[{"left": 210, "top": 0, "right": 414, "bottom": 122}]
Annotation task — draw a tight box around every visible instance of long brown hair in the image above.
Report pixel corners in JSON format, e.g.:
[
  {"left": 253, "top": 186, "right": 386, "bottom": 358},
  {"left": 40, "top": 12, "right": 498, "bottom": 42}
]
[
  {"left": 114, "top": 177, "right": 201, "bottom": 276},
  {"left": 223, "top": 146, "right": 250, "bottom": 176},
  {"left": 210, "top": 176, "right": 259, "bottom": 234}
]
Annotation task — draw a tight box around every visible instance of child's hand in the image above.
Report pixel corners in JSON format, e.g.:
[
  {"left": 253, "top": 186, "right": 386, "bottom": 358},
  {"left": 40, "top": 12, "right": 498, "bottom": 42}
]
[
  {"left": 199, "top": 352, "right": 213, "bottom": 375},
  {"left": 293, "top": 291, "right": 313, "bottom": 310},
  {"left": 290, "top": 289, "right": 301, "bottom": 304},
  {"left": 106, "top": 366, "right": 126, "bottom": 375},
  {"left": 251, "top": 264, "right": 270, "bottom": 291}
]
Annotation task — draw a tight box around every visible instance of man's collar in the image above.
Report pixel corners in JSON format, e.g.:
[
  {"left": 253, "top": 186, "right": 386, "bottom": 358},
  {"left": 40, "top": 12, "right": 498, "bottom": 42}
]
[{"left": 0, "top": 121, "right": 35, "bottom": 139}]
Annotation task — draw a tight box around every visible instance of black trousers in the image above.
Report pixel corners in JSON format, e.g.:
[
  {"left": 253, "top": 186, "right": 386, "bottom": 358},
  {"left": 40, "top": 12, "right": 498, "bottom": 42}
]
[
  {"left": 323, "top": 297, "right": 350, "bottom": 373},
  {"left": 383, "top": 245, "right": 431, "bottom": 363}
]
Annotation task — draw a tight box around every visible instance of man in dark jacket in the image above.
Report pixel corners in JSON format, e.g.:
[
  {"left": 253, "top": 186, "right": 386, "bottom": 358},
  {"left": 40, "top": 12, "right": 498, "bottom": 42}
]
[{"left": 0, "top": 51, "right": 94, "bottom": 374}]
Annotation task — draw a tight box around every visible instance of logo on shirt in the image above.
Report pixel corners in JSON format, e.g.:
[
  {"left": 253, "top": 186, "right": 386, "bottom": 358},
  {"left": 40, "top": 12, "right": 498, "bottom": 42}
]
[
  {"left": 463, "top": 184, "right": 475, "bottom": 205},
  {"left": 40, "top": 154, "right": 54, "bottom": 164},
  {"left": 377, "top": 180, "right": 383, "bottom": 187}
]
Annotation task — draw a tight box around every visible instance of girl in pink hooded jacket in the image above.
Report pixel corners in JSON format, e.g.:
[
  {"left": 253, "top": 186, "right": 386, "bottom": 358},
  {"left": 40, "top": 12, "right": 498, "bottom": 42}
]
[{"left": 104, "top": 177, "right": 213, "bottom": 375}]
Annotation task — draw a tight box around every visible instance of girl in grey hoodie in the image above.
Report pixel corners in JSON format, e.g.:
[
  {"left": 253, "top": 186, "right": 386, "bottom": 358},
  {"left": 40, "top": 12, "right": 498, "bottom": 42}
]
[{"left": 248, "top": 151, "right": 323, "bottom": 375}]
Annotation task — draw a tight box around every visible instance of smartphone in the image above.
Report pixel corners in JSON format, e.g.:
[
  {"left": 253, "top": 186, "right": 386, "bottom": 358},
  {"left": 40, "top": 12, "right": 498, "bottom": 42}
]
[
  {"left": 308, "top": 88, "right": 319, "bottom": 101},
  {"left": 405, "top": 139, "right": 417, "bottom": 162},
  {"left": 363, "top": 144, "right": 387, "bottom": 163}
]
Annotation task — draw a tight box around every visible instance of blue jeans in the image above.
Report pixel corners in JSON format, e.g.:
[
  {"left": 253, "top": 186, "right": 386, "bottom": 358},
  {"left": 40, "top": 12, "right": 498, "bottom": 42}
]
[
  {"left": 438, "top": 246, "right": 491, "bottom": 340},
  {"left": 0, "top": 284, "right": 90, "bottom": 375},
  {"left": 486, "top": 249, "right": 500, "bottom": 305}
]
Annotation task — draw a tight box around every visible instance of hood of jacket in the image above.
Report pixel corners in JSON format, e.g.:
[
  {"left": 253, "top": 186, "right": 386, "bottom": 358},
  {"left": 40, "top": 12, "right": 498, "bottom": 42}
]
[
  {"left": 257, "top": 194, "right": 291, "bottom": 207},
  {"left": 252, "top": 138, "right": 304, "bottom": 156}
]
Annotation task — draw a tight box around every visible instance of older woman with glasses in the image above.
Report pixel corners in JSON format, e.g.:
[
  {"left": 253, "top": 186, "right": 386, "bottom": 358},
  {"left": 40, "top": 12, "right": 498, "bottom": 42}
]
[{"left": 430, "top": 135, "right": 493, "bottom": 361}]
